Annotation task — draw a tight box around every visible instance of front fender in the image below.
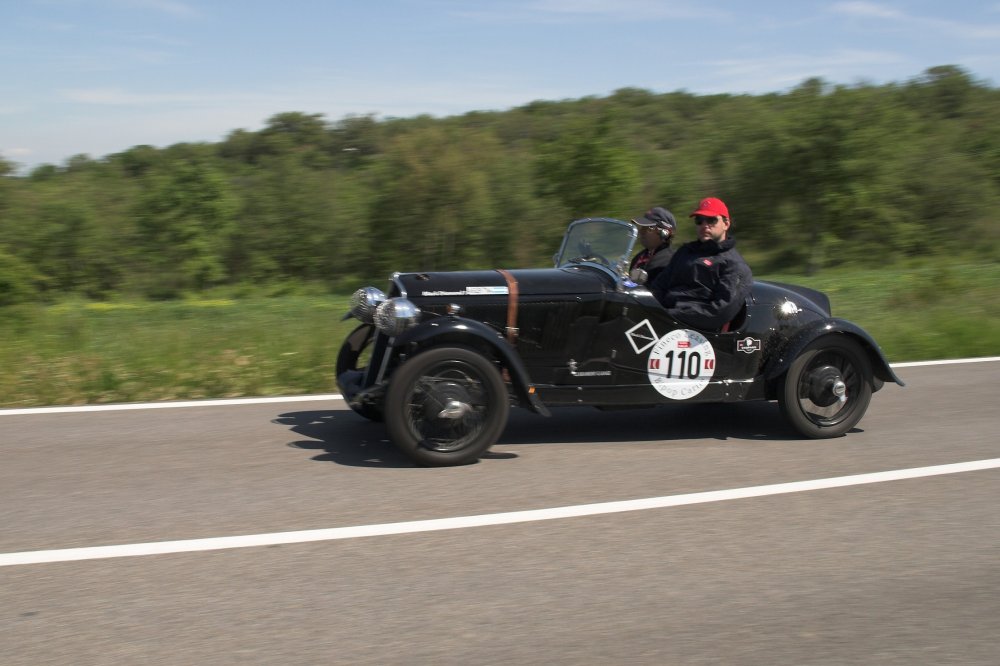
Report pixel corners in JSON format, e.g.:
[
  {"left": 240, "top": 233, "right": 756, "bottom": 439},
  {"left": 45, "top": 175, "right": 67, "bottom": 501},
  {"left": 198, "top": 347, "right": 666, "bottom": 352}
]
[
  {"left": 765, "top": 318, "right": 905, "bottom": 387},
  {"left": 394, "top": 317, "right": 551, "bottom": 416}
]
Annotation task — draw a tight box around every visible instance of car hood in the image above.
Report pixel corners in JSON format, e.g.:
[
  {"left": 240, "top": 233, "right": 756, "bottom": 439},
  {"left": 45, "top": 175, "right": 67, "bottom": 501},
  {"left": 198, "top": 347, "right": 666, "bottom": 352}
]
[{"left": 395, "top": 267, "right": 611, "bottom": 301}]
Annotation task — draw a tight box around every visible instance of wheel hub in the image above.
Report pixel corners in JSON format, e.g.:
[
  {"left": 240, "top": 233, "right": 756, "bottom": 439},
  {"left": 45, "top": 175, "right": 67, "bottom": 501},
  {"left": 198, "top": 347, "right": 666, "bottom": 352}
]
[
  {"left": 806, "top": 365, "right": 847, "bottom": 407},
  {"left": 421, "top": 381, "right": 474, "bottom": 422},
  {"left": 438, "top": 399, "right": 473, "bottom": 420}
]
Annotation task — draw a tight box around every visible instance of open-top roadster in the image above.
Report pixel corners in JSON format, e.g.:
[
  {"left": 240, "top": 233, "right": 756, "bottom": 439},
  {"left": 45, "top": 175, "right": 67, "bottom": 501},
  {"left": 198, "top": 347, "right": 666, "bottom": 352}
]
[{"left": 337, "top": 218, "right": 903, "bottom": 466}]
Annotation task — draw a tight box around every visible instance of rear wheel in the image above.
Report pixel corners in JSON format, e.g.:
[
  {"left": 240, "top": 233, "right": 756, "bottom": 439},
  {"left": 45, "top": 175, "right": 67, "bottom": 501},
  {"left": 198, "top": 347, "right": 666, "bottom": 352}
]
[
  {"left": 385, "top": 346, "right": 509, "bottom": 466},
  {"left": 778, "top": 336, "right": 873, "bottom": 438}
]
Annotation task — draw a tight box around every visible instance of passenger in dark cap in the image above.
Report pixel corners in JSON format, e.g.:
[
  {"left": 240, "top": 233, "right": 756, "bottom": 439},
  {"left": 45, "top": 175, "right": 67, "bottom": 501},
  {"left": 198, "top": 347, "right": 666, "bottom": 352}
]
[{"left": 629, "top": 206, "right": 677, "bottom": 284}]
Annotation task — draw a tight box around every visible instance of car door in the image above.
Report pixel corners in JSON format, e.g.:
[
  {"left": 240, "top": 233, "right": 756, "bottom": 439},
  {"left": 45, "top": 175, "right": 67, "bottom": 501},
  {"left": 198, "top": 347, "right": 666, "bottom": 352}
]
[{"left": 598, "top": 289, "right": 764, "bottom": 404}]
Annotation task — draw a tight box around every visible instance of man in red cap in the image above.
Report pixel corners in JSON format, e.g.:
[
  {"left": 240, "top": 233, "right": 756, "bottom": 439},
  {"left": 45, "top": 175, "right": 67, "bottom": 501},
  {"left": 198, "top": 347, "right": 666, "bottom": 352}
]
[{"left": 649, "top": 197, "right": 752, "bottom": 331}]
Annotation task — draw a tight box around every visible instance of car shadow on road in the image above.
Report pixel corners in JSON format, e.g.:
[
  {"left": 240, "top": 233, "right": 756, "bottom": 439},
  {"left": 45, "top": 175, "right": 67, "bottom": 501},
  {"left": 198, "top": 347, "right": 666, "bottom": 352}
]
[
  {"left": 275, "top": 410, "right": 415, "bottom": 468},
  {"left": 276, "top": 401, "right": 828, "bottom": 468},
  {"left": 499, "top": 401, "right": 811, "bottom": 446}
]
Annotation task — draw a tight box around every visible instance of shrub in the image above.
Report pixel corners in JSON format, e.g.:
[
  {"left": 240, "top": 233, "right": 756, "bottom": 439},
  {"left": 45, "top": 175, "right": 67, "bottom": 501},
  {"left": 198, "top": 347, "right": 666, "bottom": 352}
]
[{"left": 0, "top": 247, "right": 39, "bottom": 307}]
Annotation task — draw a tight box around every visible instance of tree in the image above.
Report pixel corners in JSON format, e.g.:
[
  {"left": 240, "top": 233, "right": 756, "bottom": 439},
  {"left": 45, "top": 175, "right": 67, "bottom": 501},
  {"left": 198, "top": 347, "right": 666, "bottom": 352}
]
[
  {"left": 112, "top": 145, "right": 161, "bottom": 178},
  {"left": 0, "top": 246, "right": 38, "bottom": 307},
  {"left": 906, "top": 65, "right": 976, "bottom": 119},
  {"left": 328, "top": 114, "right": 383, "bottom": 168},
  {"left": 135, "top": 160, "right": 237, "bottom": 295},
  {"left": 228, "top": 154, "right": 335, "bottom": 282},
  {"left": 0, "top": 155, "right": 14, "bottom": 217},
  {"left": 369, "top": 126, "right": 504, "bottom": 273},
  {"left": 535, "top": 116, "right": 641, "bottom": 219},
  {"left": 258, "top": 112, "right": 333, "bottom": 168},
  {"left": 32, "top": 202, "right": 95, "bottom": 292},
  {"left": 1, "top": 65, "right": 998, "bottom": 300}
]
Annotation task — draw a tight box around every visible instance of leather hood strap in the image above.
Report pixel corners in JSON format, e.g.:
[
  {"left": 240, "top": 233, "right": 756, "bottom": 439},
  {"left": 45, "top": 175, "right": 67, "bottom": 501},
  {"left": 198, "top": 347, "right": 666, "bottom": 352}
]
[{"left": 495, "top": 269, "right": 519, "bottom": 345}]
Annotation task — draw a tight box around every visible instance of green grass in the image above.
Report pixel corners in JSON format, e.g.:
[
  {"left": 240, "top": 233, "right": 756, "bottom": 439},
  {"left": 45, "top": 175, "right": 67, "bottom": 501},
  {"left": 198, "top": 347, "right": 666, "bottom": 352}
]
[
  {"left": 0, "top": 296, "right": 356, "bottom": 408},
  {"left": 757, "top": 262, "right": 1000, "bottom": 362},
  {"left": 1, "top": 263, "right": 997, "bottom": 408}
]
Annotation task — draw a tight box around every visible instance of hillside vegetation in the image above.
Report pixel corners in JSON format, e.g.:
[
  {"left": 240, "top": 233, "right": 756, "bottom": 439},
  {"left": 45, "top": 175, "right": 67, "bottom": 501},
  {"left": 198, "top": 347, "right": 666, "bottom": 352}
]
[
  {"left": 1, "top": 65, "right": 998, "bottom": 406},
  {"left": 2, "top": 65, "right": 998, "bottom": 304},
  {"left": 1, "top": 260, "right": 996, "bottom": 408}
]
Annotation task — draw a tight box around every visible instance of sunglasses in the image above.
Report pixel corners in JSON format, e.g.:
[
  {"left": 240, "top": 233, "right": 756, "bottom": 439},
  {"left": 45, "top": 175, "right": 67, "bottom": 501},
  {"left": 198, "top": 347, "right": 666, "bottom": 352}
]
[{"left": 694, "top": 215, "right": 721, "bottom": 226}]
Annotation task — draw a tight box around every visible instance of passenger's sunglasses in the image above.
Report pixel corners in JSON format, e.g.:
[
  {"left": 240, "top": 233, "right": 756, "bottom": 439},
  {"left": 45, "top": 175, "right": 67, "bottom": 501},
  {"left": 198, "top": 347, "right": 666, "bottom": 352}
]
[{"left": 694, "top": 215, "right": 720, "bottom": 226}]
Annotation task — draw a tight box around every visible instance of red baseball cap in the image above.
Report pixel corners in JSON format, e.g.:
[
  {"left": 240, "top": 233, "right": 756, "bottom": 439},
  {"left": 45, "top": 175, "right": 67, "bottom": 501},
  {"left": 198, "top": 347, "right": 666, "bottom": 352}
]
[{"left": 690, "top": 197, "right": 729, "bottom": 219}]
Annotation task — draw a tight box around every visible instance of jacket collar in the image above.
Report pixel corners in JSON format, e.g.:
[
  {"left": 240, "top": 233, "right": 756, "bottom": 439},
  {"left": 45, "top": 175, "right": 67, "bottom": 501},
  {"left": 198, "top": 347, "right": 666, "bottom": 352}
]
[{"left": 691, "top": 237, "right": 736, "bottom": 254}]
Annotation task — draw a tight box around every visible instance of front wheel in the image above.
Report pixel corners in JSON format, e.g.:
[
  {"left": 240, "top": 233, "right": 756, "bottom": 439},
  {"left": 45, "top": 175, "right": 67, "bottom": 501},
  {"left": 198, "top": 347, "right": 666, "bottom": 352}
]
[
  {"left": 385, "top": 346, "right": 509, "bottom": 466},
  {"left": 778, "top": 336, "right": 873, "bottom": 438}
]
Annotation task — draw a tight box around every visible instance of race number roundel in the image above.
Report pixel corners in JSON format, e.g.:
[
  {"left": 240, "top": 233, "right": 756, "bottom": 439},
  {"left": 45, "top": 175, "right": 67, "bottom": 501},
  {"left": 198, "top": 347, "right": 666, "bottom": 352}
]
[{"left": 647, "top": 329, "right": 717, "bottom": 400}]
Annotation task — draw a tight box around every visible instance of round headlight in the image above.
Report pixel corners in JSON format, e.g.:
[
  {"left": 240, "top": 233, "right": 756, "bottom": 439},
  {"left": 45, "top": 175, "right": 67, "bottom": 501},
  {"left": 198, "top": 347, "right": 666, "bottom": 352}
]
[
  {"left": 349, "top": 287, "right": 386, "bottom": 324},
  {"left": 374, "top": 298, "right": 420, "bottom": 337}
]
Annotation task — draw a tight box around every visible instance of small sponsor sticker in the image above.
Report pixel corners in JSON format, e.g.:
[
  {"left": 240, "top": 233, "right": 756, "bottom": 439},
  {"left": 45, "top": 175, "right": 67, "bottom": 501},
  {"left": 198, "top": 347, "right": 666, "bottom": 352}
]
[
  {"left": 737, "top": 337, "right": 762, "bottom": 354},
  {"left": 466, "top": 286, "right": 509, "bottom": 295},
  {"left": 420, "top": 286, "right": 509, "bottom": 297}
]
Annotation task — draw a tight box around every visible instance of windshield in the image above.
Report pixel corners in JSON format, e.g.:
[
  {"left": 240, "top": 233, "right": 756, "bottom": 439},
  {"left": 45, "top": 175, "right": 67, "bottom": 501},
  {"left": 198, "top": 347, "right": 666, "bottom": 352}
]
[{"left": 553, "top": 218, "right": 638, "bottom": 278}]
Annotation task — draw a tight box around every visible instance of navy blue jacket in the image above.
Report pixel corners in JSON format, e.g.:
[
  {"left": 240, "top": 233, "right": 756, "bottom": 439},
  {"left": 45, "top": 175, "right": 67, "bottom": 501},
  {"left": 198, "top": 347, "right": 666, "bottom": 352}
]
[
  {"left": 650, "top": 238, "right": 752, "bottom": 331},
  {"left": 629, "top": 243, "right": 674, "bottom": 284}
]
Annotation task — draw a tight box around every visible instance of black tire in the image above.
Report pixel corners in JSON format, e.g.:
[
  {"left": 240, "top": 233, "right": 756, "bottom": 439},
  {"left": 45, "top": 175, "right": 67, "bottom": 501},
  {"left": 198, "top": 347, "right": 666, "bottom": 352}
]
[
  {"left": 384, "top": 346, "right": 509, "bottom": 466},
  {"left": 336, "top": 324, "right": 383, "bottom": 422},
  {"left": 778, "top": 336, "right": 873, "bottom": 438}
]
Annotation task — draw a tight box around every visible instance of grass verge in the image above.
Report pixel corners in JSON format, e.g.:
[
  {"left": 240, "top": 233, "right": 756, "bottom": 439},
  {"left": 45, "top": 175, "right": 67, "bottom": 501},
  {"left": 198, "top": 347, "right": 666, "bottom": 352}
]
[
  {"left": 0, "top": 296, "right": 351, "bottom": 408},
  {"left": 1, "top": 263, "right": 997, "bottom": 408}
]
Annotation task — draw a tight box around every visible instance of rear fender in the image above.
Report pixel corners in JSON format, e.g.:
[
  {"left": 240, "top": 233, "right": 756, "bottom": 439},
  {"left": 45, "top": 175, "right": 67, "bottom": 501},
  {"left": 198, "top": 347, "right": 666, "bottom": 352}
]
[
  {"left": 764, "top": 319, "right": 904, "bottom": 389},
  {"left": 394, "top": 317, "right": 551, "bottom": 416}
]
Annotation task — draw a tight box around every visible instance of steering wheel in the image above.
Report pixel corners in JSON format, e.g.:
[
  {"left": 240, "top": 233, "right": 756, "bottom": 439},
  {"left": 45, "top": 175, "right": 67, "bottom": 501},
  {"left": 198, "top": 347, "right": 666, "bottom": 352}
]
[{"left": 569, "top": 254, "right": 611, "bottom": 267}]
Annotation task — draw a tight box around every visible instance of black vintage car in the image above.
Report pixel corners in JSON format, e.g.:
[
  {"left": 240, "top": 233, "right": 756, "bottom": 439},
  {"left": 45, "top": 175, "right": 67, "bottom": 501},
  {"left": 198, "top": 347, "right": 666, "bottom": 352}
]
[{"left": 337, "top": 218, "right": 903, "bottom": 466}]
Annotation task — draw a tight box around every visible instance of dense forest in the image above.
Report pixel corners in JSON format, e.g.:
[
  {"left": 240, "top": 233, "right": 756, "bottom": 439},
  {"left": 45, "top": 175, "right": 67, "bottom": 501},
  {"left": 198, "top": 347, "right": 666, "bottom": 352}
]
[{"left": 1, "top": 65, "right": 998, "bottom": 306}]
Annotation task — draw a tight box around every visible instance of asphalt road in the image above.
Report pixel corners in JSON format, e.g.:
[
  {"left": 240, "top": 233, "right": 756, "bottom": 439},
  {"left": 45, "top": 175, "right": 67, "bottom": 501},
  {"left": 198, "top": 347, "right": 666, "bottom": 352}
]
[{"left": 2, "top": 361, "right": 999, "bottom": 665}]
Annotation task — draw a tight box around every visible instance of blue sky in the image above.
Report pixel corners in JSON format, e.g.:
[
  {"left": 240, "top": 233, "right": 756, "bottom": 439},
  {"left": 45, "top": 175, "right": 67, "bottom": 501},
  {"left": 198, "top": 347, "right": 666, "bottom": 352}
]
[{"left": 3, "top": 1, "right": 999, "bottom": 171}]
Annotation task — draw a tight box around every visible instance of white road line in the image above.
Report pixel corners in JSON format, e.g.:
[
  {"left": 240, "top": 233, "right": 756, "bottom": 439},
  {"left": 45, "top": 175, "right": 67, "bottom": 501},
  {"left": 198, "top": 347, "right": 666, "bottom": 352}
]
[
  {"left": 0, "top": 394, "right": 344, "bottom": 416},
  {"left": 891, "top": 356, "right": 1000, "bottom": 368},
  {"left": 1, "top": 356, "right": 997, "bottom": 417},
  {"left": 2, "top": 458, "right": 998, "bottom": 567}
]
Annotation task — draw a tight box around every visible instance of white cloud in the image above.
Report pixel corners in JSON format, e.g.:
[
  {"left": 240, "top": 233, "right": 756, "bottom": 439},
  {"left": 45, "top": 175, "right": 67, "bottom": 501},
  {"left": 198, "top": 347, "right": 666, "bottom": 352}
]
[
  {"left": 3, "top": 77, "right": 560, "bottom": 170},
  {"left": 61, "top": 88, "right": 198, "bottom": 105},
  {"left": 2, "top": 147, "right": 34, "bottom": 158},
  {"left": 830, "top": 2, "right": 1000, "bottom": 39},
  {"left": 455, "top": 0, "right": 728, "bottom": 23},
  {"left": 830, "top": 1, "right": 903, "bottom": 20},
  {"left": 60, "top": 87, "right": 273, "bottom": 106},
  {"left": 55, "top": 79, "right": 539, "bottom": 116},
  {"left": 111, "top": 0, "right": 201, "bottom": 19},
  {"left": 686, "top": 48, "right": 909, "bottom": 94},
  {"left": 38, "top": 21, "right": 77, "bottom": 32},
  {"left": 529, "top": 0, "right": 714, "bottom": 18}
]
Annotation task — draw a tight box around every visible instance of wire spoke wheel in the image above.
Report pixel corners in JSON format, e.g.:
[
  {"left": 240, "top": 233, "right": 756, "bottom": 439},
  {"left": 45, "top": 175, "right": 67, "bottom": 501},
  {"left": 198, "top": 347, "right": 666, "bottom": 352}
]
[
  {"left": 405, "top": 366, "right": 490, "bottom": 452},
  {"left": 779, "top": 336, "right": 873, "bottom": 438},
  {"left": 386, "top": 346, "right": 509, "bottom": 466}
]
